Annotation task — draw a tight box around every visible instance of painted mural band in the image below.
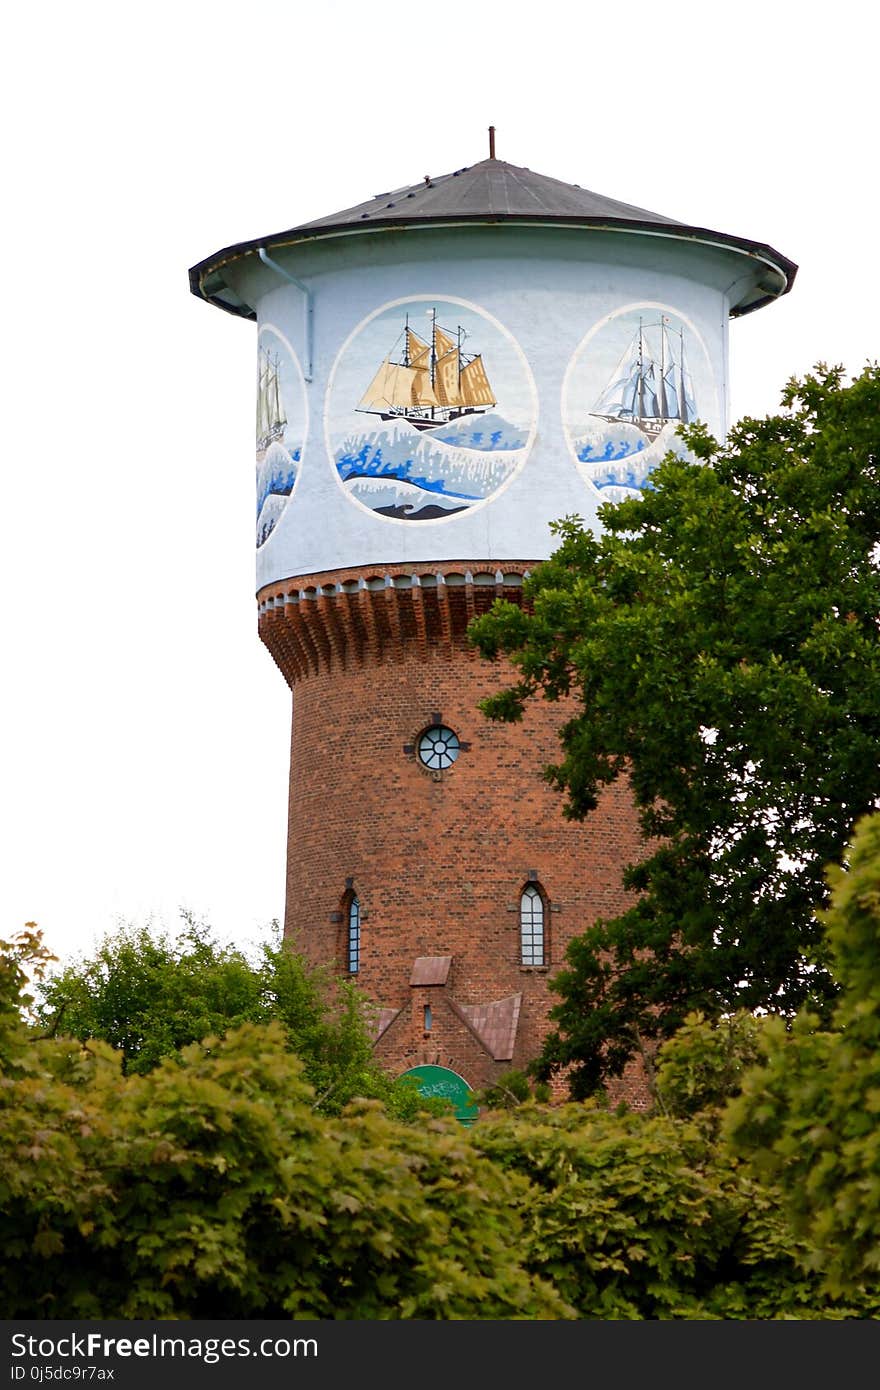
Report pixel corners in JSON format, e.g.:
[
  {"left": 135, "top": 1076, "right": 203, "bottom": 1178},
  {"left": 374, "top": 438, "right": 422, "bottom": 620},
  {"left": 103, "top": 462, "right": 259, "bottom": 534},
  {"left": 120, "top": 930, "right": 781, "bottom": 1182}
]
[
  {"left": 326, "top": 296, "right": 536, "bottom": 522},
  {"left": 255, "top": 325, "right": 306, "bottom": 549},
  {"left": 564, "top": 305, "right": 716, "bottom": 503}
]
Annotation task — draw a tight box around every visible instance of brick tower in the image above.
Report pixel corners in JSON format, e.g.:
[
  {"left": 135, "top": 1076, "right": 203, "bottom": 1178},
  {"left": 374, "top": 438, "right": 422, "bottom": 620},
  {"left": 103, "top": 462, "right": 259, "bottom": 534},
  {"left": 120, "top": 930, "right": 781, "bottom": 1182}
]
[{"left": 190, "top": 140, "right": 796, "bottom": 1099}]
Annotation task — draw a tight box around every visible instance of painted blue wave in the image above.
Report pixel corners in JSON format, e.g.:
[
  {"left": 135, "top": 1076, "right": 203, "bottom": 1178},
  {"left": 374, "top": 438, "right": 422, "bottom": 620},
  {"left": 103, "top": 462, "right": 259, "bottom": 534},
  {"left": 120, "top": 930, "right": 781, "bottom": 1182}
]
[
  {"left": 429, "top": 421, "right": 525, "bottom": 451},
  {"left": 578, "top": 438, "right": 647, "bottom": 463},
  {"left": 337, "top": 446, "right": 478, "bottom": 499},
  {"left": 256, "top": 447, "right": 301, "bottom": 518},
  {"left": 593, "top": 473, "right": 657, "bottom": 494}
]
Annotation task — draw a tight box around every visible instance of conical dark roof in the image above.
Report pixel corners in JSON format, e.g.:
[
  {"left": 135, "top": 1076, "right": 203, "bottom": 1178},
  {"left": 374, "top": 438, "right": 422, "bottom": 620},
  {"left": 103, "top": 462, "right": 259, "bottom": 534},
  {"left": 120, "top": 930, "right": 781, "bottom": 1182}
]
[
  {"left": 297, "top": 158, "right": 683, "bottom": 230},
  {"left": 190, "top": 156, "right": 796, "bottom": 320}
]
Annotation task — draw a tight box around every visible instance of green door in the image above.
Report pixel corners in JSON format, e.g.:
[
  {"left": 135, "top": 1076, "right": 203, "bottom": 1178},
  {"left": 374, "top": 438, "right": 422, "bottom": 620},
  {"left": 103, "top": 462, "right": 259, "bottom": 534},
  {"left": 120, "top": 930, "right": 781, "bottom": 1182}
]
[{"left": 399, "top": 1064, "right": 479, "bottom": 1125}]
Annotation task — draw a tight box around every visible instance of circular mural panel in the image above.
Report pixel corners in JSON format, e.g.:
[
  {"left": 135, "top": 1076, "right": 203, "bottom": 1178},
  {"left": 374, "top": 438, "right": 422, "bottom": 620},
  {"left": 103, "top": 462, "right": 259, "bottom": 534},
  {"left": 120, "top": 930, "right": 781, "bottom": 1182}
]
[
  {"left": 325, "top": 296, "right": 536, "bottom": 523},
  {"left": 562, "top": 304, "right": 717, "bottom": 503},
  {"left": 255, "top": 324, "right": 307, "bottom": 549}
]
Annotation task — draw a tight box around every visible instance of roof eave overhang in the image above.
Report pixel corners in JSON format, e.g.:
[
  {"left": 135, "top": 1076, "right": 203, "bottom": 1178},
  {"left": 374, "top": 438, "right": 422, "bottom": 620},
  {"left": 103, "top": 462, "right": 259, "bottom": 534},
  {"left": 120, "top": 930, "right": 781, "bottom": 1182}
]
[{"left": 189, "top": 215, "right": 797, "bottom": 323}]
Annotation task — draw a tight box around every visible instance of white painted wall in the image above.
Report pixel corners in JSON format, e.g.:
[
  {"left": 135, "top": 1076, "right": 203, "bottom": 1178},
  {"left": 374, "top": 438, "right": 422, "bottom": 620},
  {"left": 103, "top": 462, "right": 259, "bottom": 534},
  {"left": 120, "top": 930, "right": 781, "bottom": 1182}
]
[{"left": 227, "top": 224, "right": 757, "bottom": 588}]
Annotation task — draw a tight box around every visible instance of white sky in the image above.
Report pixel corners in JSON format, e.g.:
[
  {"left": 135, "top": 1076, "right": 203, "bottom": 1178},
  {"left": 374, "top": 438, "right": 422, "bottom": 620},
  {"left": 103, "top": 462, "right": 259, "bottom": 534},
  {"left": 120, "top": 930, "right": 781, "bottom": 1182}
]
[{"left": 1, "top": 1, "right": 876, "bottom": 970}]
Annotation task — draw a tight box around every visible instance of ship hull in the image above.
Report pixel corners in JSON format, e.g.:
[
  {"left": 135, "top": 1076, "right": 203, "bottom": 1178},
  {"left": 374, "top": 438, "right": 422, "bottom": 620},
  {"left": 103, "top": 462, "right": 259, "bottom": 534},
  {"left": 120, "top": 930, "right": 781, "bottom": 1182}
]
[
  {"left": 372, "top": 406, "right": 490, "bottom": 433},
  {"left": 256, "top": 423, "right": 286, "bottom": 453},
  {"left": 590, "top": 412, "right": 679, "bottom": 442}
]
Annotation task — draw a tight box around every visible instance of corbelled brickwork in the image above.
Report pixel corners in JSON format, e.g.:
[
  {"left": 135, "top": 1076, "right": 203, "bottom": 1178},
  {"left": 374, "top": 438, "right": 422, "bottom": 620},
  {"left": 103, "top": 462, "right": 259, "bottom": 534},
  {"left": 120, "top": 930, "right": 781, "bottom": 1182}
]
[
  {"left": 258, "top": 561, "right": 650, "bottom": 1106},
  {"left": 257, "top": 561, "right": 536, "bottom": 682}
]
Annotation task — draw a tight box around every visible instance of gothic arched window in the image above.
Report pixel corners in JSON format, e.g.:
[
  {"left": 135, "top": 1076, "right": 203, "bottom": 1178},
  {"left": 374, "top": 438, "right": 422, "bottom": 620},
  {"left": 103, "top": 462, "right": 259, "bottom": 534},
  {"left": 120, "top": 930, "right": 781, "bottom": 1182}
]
[
  {"left": 520, "top": 884, "right": 545, "bottom": 966},
  {"left": 346, "top": 892, "right": 361, "bottom": 974}
]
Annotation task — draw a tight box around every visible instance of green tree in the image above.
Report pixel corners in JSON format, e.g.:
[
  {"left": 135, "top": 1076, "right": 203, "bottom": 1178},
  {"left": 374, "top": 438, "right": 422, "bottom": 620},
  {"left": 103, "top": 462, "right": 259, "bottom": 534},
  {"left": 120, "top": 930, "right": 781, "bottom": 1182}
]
[
  {"left": 476, "top": 1068, "right": 551, "bottom": 1110},
  {"left": 260, "top": 934, "right": 425, "bottom": 1117},
  {"left": 469, "top": 1096, "right": 877, "bottom": 1319},
  {"left": 35, "top": 918, "right": 432, "bottom": 1118},
  {"left": 35, "top": 917, "right": 262, "bottom": 1074},
  {"left": 1, "top": 940, "right": 571, "bottom": 1319},
  {"left": 651, "top": 1010, "right": 766, "bottom": 1126},
  {"left": 469, "top": 365, "right": 880, "bottom": 1095},
  {"left": 0, "top": 924, "right": 55, "bottom": 1073},
  {"left": 4, "top": 928, "right": 878, "bottom": 1319},
  {"left": 725, "top": 811, "right": 880, "bottom": 1297}
]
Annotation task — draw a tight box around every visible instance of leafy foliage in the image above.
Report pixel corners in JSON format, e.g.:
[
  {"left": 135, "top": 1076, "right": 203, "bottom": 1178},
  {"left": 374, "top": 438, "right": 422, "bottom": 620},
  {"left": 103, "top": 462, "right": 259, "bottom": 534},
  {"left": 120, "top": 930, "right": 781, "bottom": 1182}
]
[
  {"left": 470, "top": 1099, "right": 875, "bottom": 1319},
  {"left": 36, "top": 917, "right": 261, "bottom": 1074},
  {"left": 725, "top": 811, "right": 880, "bottom": 1297},
  {"left": 477, "top": 1068, "right": 551, "bottom": 1109},
  {"left": 2, "top": 933, "right": 568, "bottom": 1319},
  {"left": 0, "top": 925, "right": 54, "bottom": 1071},
  {"left": 34, "top": 917, "right": 433, "bottom": 1119},
  {"left": 3, "top": 914, "right": 880, "bottom": 1319},
  {"left": 1, "top": 1051, "right": 569, "bottom": 1317},
  {"left": 469, "top": 365, "right": 880, "bottom": 1093},
  {"left": 652, "top": 1010, "right": 766, "bottom": 1125}
]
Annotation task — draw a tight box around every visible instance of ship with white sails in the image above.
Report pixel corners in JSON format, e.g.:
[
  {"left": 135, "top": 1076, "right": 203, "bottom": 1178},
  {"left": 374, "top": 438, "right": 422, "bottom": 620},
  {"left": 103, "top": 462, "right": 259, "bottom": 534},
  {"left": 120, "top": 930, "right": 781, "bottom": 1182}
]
[
  {"left": 256, "top": 347, "right": 287, "bottom": 456},
  {"left": 357, "top": 310, "right": 497, "bottom": 432},
  {"left": 590, "top": 317, "right": 697, "bottom": 440}
]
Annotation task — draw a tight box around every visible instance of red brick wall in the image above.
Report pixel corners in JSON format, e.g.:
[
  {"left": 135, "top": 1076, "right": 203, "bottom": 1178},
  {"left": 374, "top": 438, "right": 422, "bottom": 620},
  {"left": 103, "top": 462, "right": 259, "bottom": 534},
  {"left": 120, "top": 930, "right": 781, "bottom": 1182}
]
[
  {"left": 259, "top": 562, "right": 649, "bottom": 1103},
  {"left": 373, "top": 991, "right": 501, "bottom": 1084}
]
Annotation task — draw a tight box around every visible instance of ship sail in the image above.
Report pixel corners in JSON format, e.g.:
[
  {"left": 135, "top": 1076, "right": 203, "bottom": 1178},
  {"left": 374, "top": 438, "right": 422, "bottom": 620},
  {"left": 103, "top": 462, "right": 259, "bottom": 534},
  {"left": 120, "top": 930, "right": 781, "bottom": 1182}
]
[
  {"left": 404, "top": 329, "right": 438, "bottom": 408},
  {"left": 590, "top": 319, "right": 697, "bottom": 439},
  {"left": 406, "top": 328, "right": 430, "bottom": 369},
  {"left": 256, "top": 349, "right": 288, "bottom": 452},
  {"left": 358, "top": 357, "right": 438, "bottom": 412},
  {"left": 433, "top": 326, "right": 457, "bottom": 359},
  {"left": 591, "top": 329, "right": 655, "bottom": 421},
  {"left": 658, "top": 321, "right": 677, "bottom": 421},
  {"left": 676, "top": 332, "right": 697, "bottom": 425},
  {"left": 432, "top": 325, "right": 462, "bottom": 408},
  {"left": 460, "top": 355, "right": 496, "bottom": 407},
  {"left": 356, "top": 311, "right": 497, "bottom": 430}
]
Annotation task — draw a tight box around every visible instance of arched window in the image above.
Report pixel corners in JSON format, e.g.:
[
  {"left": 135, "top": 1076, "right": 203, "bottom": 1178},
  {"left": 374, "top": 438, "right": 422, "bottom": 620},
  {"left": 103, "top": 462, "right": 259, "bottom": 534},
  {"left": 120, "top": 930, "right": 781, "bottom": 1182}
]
[
  {"left": 347, "top": 893, "right": 361, "bottom": 974},
  {"left": 520, "top": 884, "right": 545, "bottom": 966}
]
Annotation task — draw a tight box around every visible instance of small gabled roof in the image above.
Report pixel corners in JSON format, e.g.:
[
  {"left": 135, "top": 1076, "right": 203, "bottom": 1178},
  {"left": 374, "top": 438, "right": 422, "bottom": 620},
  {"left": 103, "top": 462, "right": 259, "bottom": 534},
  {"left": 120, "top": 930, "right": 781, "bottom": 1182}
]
[
  {"left": 410, "top": 956, "right": 453, "bottom": 987},
  {"left": 189, "top": 156, "right": 797, "bottom": 322}
]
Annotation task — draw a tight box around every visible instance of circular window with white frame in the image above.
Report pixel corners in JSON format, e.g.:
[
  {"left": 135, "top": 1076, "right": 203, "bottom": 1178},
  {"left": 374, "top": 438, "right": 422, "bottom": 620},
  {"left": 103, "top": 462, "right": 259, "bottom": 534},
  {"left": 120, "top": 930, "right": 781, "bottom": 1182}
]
[{"left": 417, "top": 725, "right": 461, "bottom": 772}]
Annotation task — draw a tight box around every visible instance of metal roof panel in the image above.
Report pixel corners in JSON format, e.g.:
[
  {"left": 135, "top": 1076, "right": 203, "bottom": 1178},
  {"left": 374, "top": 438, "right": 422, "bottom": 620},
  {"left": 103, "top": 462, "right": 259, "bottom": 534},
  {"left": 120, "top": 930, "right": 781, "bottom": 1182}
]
[
  {"left": 189, "top": 155, "right": 797, "bottom": 320},
  {"left": 299, "top": 158, "right": 684, "bottom": 230}
]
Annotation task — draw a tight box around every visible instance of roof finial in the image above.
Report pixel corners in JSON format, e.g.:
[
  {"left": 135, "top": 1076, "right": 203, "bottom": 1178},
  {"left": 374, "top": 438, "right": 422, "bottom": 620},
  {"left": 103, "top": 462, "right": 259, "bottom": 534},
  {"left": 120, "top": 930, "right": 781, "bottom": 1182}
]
[{"left": 488, "top": 125, "right": 496, "bottom": 159}]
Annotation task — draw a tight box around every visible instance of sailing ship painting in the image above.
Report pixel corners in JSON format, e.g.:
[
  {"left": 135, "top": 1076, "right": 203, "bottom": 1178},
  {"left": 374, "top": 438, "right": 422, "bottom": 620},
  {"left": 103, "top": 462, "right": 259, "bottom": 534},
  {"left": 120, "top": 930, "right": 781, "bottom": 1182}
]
[
  {"left": 564, "top": 307, "right": 714, "bottom": 502},
  {"left": 257, "top": 348, "right": 287, "bottom": 453},
  {"left": 327, "top": 298, "right": 534, "bottom": 522},
  {"left": 590, "top": 317, "right": 697, "bottom": 441},
  {"left": 255, "top": 326, "right": 305, "bottom": 548},
  {"left": 357, "top": 310, "right": 497, "bottom": 432}
]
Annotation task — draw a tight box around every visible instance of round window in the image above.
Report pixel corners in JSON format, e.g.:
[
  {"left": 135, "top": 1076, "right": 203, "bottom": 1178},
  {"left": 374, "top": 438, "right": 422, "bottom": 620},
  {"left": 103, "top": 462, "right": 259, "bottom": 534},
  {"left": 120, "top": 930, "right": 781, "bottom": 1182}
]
[{"left": 417, "top": 726, "right": 461, "bottom": 772}]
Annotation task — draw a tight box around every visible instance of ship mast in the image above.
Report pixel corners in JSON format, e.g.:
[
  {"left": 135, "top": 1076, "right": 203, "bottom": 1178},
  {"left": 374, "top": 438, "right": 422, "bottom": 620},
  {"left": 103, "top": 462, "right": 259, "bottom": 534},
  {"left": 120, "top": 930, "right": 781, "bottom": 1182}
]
[
  {"left": 658, "top": 319, "right": 668, "bottom": 421},
  {"left": 429, "top": 307, "right": 437, "bottom": 421},
  {"left": 272, "top": 352, "right": 283, "bottom": 428},
  {"left": 637, "top": 318, "right": 644, "bottom": 429},
  {"left": 678, "top": 326, "right": 688, "bottom": 424}
]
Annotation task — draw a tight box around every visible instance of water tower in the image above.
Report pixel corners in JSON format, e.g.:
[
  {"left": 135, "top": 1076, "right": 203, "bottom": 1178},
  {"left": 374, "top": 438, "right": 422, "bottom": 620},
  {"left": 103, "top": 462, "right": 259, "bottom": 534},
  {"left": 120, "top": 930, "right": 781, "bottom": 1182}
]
[{"left": 190, "top": 134, "right": 795, "bottom": 1100}]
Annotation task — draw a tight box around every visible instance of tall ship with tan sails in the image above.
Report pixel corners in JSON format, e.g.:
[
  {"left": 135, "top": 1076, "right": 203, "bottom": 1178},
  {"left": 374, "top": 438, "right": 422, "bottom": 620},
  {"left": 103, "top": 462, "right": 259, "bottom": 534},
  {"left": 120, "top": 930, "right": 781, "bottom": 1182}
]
[{"left": 357, "top": 310, "right": 497, "bottom": 432}]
